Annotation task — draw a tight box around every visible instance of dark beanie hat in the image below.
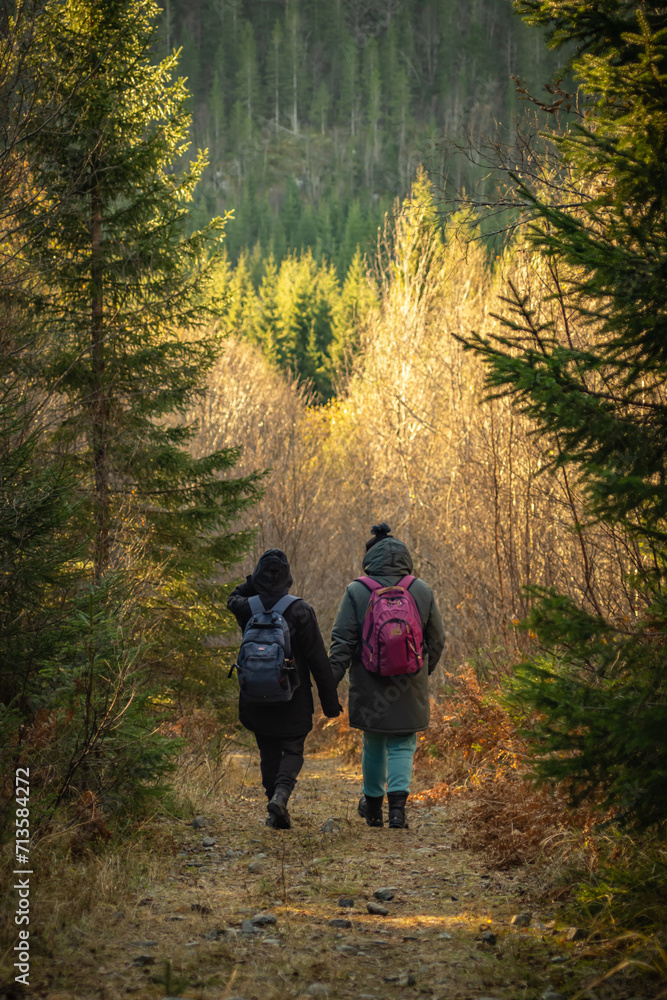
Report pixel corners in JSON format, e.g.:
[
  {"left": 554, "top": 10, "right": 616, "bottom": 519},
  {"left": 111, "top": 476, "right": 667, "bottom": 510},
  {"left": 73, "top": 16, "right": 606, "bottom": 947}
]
[{"left": 365, "top": 522, "right": 392, "bottom": 551}]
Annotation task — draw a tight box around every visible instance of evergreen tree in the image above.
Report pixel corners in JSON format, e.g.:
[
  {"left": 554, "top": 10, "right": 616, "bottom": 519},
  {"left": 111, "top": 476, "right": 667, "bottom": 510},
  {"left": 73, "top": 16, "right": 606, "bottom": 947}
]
[
  {"left": 285, "top": 0, "right": 306, "bottom": 135},
  {"left": 339, "top": 36, "right": 359, "bottom": 136},
  {"left": 254, "top": 253, "right": 281, "bottom": 362},
  {"left": 209, "top": 64, "right": 226, "bottom": 158},
  {"left": 311, "top": 80, "right": 332, "bottom": 134},
  {"left": 338, "top": 198, "right": 367, "bottom": 274},
  {"left": 19, "top": 0, "right": 261, "bottom": 598},
  {"left": 266, "top": 21, "right": 284, "bottom": 134},
  {"left": 363, "top": 37, "right": 382, "bottom": 187},
  {"left": 233, "top": 20, "right": 260, "bottom": 146},
  {"left": 330, "top": 248, "right": 378, "bottom": 372},
  {"left": 466, "top": 1, "right": 667, "bottom": 827}
]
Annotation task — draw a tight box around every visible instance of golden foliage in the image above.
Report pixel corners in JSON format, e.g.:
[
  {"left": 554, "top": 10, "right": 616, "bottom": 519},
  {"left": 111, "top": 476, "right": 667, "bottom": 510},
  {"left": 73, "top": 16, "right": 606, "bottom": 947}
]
[{"left": 413, "top": 668, "right": 596, "bottom": 868}]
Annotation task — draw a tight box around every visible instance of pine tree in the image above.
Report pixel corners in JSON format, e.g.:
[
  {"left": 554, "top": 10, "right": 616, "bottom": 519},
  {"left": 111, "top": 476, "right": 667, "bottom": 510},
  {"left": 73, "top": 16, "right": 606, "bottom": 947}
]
[
  {"left": 254, "top": 253, "right": 281, "bottom": 362},
  {"left": 209, "top": 62, "right": 226, "bottom": 158},
  {"left": 285, "top": 0, "right": 306, "bottom": 135},
  {"left": 233, "top": 20, "right": 260, "bottom": 146},
  {"left": 466, "top": 2, "right": 667, "bottom": 827},
  {"left": 266, "top": 21, "right": 284, "bottom": 134},
  {"left": 19, "top": 0, "right": 261, "bottom": 591},
  {"left": 330, "top": 248, "right": 378, "bottom": 373},
  {"left": 363, "top": 37, "right": 382, "bottom": 188}
]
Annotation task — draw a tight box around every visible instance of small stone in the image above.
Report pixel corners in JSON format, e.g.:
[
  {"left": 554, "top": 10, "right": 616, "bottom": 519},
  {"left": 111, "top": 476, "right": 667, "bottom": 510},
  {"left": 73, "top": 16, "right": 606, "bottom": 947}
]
[
  {"left": 337, "top": 897, "right": 355, "bottom": 907},
  {"left": 129, "top": 940, "right": 158, "bottom": 947},
  {"left": 542, "top": 991, "right": 566, "bottom": 1000},
  {"left": 334, "top": 944, "right": 358, "bottom": 955},
  {"left": 202, "top": 928, "right": 224, "bottom": 940},
  {"left": 248, "top": 861, "right": 263, "bottom": 873},
  {"left": 373, "top": 887, "right": 397, "bottom": 901},
  {"left": 184, "top": 939, "right": 200, "bottom": 947},
  {"left": 251, "top": 912, "right": 277, "bottom": 926},
  {"left": 306, "top": 984, "right": 329, "bottom": 996},
  {"left": 328, "top": 918, "right": 352, "bottom": 929},
  {"left": 510, "top": 912, "right": 532, "bottom": 928},
  {"left": 132, "top": 955, "right": 155, "bottom": 966},
  {"left": 437, "top": 932, "right": 453, "bottom": 940},
  {"left": 192, "top": 815, "right": 206, "bottom": 828},
  {"left": 565, "top": 926, "right": 586, "bottom": 941},
  {"left": 482, "top": 931, "right": 497, "bottom": 945},
  {"left": 202, "top": 836, "right": 216, "bottom": 847},
  {"left": 263, "top": 938, "right": 281, "bottom": 946},
  {"left": 395, "top": 973, "right": 416, "bottom": 987},
  {"left": 241, "top": 920, "right": 257, "bottom": 935},
  {"left": 366, "top": 902, "right": 389, "bottom": 916},
  {"left": 320, "top": 818, "right": 340, "bottom": 833}
]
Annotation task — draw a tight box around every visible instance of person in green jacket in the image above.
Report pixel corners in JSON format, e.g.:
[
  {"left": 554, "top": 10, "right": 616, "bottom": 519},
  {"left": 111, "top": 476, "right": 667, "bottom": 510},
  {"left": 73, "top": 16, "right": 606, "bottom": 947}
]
[{"left": 329, "top": 523, "right": 446, "bottom": 829}]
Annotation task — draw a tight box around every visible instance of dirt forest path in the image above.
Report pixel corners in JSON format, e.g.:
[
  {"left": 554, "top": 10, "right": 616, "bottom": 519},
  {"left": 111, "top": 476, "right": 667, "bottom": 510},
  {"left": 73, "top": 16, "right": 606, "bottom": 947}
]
[{"left": 44, "top": 750, "right": 598, "bottom": 1000}]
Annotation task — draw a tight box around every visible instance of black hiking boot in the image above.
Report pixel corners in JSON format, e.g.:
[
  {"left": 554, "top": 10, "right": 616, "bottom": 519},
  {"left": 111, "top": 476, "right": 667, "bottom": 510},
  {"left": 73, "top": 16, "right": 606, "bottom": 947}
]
[
  {"left": 387, "top": 791, "right": 409, "bottom": 829},
  {"left": 267, "top": 786, "right": 292, "bottom": 829},
  {"left": 358, "top": 794, "right": 384, "bottom": 828}
]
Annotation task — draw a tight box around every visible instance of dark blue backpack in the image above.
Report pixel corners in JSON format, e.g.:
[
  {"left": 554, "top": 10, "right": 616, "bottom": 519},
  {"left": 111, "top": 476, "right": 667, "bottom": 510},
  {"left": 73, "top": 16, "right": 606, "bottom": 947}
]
[{"left": 231, "top": 594, "right": 300, "bottom": 703}]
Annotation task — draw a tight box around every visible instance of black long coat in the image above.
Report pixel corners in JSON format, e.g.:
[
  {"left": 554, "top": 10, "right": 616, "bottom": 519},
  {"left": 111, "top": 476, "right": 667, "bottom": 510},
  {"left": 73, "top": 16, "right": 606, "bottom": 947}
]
[{"left": 227, "top": 550, "right": 341, "bottom": 738}]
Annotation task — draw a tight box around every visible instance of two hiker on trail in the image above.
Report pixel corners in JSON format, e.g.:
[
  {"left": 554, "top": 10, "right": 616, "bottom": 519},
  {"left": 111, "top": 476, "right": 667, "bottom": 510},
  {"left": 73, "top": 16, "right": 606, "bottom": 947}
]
[{"left": 227, "top": 524, "right": 445, "bottom": 830}]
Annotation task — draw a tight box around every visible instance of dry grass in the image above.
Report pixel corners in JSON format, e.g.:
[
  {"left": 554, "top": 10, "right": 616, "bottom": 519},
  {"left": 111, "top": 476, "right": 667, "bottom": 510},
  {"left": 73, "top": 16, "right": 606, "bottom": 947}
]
[
  {"left": 312, "top": 667, "right": 598, "bottom": 873},
  {"left": 2, "top": 729, "right": 664, "bottom": 1000}
]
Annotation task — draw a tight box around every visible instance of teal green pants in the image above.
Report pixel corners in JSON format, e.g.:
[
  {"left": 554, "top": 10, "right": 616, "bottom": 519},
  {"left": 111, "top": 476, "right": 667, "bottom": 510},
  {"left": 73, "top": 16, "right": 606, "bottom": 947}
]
[{"left": 362, "top": 732, "right": 418, "bottom": 797}]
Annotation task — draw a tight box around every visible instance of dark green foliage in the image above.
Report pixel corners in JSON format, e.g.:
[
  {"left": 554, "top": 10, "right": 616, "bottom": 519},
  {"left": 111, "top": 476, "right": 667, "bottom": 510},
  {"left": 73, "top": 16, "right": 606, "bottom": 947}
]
[
  {"left": 0, "top": 0, "right": 260, "bottom": 831},
  {"left": 27, "top": 581, "right": 183, "bottom": 820},
  {"left": 219, "top": 247, "right": 378, "bottom": 399},
  {"left": 18, "top": 0, "right": 262, "bottom": 582},
  {"left": 508, "top": 590, "right": 667, "bottom": 826},
  {"left": 163, "top": 0, "right": 563, "bottom": 273},
  {"left": 467, "top": 2, "right": 667, "bottom": 826}
]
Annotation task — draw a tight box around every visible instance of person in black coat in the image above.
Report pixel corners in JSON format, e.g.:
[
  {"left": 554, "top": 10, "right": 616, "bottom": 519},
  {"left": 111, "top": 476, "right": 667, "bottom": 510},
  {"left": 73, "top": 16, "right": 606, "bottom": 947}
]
[{"left": 227, "top": 548, "right": 341, "bottom": 828}]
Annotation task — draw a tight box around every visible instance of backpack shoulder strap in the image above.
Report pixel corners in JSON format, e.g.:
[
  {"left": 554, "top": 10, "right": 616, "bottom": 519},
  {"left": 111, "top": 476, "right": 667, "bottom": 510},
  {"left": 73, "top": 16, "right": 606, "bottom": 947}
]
[
  {"left": 356, "top": 576, "right": 381, "bottom": 592},
  {"left": 272, "top": 594, "right": 299, "bottom": 616},
  {"left": 397, "top": 574, "right": 416, "bottom": 590},
  {"left": 248, "top": 594, "right": 265, "bottom": 617}
]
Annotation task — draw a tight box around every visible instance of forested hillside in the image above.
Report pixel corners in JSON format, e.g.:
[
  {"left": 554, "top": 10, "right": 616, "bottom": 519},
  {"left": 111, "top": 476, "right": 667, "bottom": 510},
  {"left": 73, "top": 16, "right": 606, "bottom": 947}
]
[{"left": 165, "top": 0, "right": 562, "bottom": 267}]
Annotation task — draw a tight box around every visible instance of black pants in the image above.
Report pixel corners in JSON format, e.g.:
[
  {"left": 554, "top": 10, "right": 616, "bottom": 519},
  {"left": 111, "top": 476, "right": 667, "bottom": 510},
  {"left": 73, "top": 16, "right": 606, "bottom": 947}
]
[{"left": 254, "top": 732, "right": 307, "bottom": 798}]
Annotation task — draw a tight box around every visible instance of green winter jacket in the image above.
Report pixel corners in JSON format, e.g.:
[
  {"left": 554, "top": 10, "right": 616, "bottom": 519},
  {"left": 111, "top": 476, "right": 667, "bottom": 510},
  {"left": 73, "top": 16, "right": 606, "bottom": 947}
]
[{"left": 329, "top": 537, "right": 445, "bottom": 734}]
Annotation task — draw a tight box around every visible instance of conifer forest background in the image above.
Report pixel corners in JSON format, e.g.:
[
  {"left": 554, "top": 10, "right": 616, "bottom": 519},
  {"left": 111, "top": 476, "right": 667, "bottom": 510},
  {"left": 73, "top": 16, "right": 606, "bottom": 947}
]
[{"left": 2, "top": 0, "right": 667, "bottom": 991}]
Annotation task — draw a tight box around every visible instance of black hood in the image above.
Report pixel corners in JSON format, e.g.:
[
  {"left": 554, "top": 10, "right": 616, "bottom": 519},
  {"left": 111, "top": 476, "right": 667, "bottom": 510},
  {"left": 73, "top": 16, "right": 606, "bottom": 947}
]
[{"left": 251, "top": 548, "right": 293, "bottom": 602}]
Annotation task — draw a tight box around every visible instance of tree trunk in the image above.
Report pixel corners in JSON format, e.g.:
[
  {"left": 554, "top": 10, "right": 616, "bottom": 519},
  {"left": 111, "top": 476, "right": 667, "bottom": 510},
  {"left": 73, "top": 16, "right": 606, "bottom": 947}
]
[{"left": 90, "top": 182, "right": 109, "bottom": 581}]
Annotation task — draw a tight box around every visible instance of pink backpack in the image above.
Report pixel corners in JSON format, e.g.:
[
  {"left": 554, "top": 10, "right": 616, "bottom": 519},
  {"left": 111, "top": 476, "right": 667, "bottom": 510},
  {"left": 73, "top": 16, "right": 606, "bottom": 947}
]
[{"left": 357, "top": 575, "right": 424, "bottom": 676}]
